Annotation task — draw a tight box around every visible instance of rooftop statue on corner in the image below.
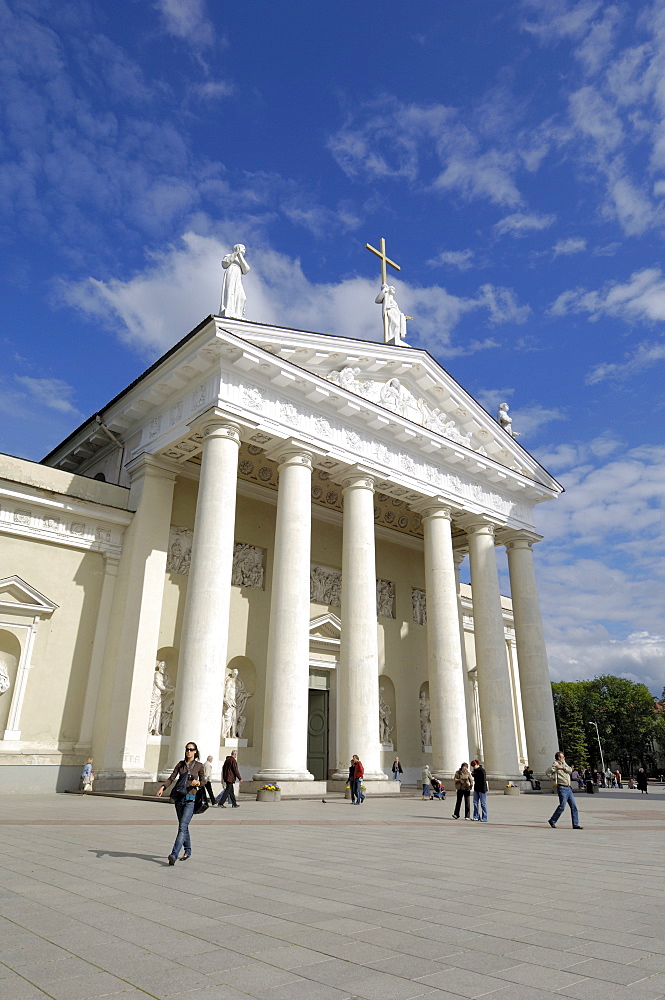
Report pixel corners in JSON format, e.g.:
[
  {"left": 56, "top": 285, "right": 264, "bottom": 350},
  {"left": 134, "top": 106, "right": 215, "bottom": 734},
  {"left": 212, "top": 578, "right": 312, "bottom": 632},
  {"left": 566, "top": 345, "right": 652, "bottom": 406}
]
[
  {"left": 497, "top": 402, "right": 520, "bottom": 437},
  {"left": 220, "top": 244, "right": 250, "bottom": 319}
]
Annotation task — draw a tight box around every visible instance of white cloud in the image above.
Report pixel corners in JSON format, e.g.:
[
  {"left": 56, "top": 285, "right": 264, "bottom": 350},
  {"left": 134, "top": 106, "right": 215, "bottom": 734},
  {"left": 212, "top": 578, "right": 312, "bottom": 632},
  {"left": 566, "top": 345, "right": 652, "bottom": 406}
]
[
  {"left": 494, "top": 212, "right": 556, "bottom": 237},
  {"left": 328, "top": 97, "right": 524, "bottom": 207},
  {"left": 427, "top": 250, "right": 475, "bottom": 271},
  {"left": 477, "top": 284, "right": 531, "bottom": 325},
  {"left": 529, "top": 439, "right": 665, "bottom": 691},
  {"left": 14, "top": 376, "right": 81, "bottom": 415},
  {"left": 586, "top": 340, "right": 665, "bottom": 383},
  {"left": 59, "top": 229, "right": 529, "bottom": 360},
  {"left": 153, "top": 0, "right": 214, "bottom": 47},
  {"left": 553, "top": 237, "right": 587, "bottom": 255},
  {"left": 549, "top": 267, "right": 665, "bottom": 323}
]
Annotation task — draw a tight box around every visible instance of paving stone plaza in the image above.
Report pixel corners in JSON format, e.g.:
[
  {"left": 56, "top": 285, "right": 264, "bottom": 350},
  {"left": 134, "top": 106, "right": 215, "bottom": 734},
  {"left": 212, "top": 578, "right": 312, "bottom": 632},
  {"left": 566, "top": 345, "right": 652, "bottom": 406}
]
[{"left": 2, "top": 788, "right": 665, "bottom": 1000}]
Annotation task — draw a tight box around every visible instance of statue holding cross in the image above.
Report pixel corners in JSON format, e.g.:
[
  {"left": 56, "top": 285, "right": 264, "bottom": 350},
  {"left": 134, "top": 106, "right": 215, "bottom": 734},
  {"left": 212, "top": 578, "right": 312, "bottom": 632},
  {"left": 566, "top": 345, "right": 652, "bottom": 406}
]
[{"left": 366, "top": 237, "right": 409, "bottom": 346}]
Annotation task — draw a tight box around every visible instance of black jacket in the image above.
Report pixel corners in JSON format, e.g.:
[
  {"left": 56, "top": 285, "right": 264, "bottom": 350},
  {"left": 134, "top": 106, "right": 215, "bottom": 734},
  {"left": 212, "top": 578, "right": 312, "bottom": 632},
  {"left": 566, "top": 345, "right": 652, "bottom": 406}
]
[{"left": 471, "top": 765, "right": 488, "bottom": 794}]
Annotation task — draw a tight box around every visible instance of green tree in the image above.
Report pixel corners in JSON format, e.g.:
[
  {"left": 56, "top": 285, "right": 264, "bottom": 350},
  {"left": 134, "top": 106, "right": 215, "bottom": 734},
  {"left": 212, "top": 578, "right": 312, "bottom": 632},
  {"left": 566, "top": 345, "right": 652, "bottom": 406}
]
[
  {"left": 552, "top": 676, "right": 660, "bottom": 775},
  {"left": 551, "top": 681, "right": 589, "bottom": 770}
]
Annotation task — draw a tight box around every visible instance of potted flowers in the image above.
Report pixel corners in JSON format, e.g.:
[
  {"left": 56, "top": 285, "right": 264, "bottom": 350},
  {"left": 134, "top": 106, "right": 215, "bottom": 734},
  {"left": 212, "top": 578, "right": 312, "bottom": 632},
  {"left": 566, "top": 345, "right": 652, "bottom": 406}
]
[
  {"left": 257, "top": 784, "right": 281, "bottom": 802},
  {"left": 504, "top": 782, "right": 520, "bottom": 795}
]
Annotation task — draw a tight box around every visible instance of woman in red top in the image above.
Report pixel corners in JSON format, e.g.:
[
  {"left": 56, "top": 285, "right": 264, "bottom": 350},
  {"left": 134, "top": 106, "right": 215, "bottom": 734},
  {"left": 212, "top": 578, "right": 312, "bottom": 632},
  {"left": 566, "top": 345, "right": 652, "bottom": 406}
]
[{"left": 350, "top": 755, "right": 365, "bottom": 805}]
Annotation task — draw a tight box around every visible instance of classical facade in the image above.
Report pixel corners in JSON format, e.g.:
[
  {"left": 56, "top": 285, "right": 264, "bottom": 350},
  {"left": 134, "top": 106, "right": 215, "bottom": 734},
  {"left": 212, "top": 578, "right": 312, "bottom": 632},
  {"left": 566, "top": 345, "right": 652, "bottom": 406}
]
[{"left": 0, "top": 315, "right": 561, "bottom": 793}]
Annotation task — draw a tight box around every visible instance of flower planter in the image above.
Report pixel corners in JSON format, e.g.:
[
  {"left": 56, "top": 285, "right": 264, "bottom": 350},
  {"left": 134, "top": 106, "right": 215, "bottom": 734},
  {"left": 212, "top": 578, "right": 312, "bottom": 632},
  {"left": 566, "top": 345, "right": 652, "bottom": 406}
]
[
  {"left": 504, "top": 786, "right": 520, "bottom": 796},
  {"left": 256, "top": 789, "right": 281, "bottom": 802}
]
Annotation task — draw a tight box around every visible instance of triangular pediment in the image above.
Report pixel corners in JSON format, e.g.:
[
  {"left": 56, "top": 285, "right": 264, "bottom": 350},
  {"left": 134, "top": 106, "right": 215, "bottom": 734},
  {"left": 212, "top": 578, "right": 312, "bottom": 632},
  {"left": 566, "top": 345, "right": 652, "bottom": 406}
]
[
  {"left": 224, "top": 319, "right": 560, "bottom": 492},
  {"left": 0, "top": 576, "right": 58, "bottom": 616},
  {"left": 309, "top": 613, "right": 341, "bottom": 645}
]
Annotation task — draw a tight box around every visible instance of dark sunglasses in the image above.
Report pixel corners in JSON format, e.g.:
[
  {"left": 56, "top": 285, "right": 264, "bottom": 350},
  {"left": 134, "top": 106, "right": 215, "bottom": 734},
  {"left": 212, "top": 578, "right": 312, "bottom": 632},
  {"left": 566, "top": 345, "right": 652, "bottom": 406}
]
[{"left": 185, "top": 746, "right": 196, "bottom": 752}]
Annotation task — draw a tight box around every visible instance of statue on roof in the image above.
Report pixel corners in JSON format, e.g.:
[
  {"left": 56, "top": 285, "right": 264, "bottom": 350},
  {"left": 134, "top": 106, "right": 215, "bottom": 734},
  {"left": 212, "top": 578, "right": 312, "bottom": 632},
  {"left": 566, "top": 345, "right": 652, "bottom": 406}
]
[
  {"left": 497, "top": 402, "right": 520, "bottom": 437},
  {"left": 375, "top": 284, "right": 408, "bottom": 345},
  {"left": 220, "top": 244, "right": 250, "bottom": 319}
]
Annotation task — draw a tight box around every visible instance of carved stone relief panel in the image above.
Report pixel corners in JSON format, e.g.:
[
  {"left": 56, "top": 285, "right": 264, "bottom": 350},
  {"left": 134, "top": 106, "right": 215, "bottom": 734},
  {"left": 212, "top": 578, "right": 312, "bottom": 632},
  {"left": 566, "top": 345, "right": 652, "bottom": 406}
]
[
  {"left": 376, "top": 579, "right": 395, "bottom": 619},
  {"left": 231, "top": 543, "right": 265, "bottom": 589},
  {"left": 167, "top": 526, "right": 193, "bottom": 575},
  {"left": 310, "top": 564, "right": 342, "bottom": 607},
  {"left": 412, "top": 588, "right": 427, "bottom": 626}
]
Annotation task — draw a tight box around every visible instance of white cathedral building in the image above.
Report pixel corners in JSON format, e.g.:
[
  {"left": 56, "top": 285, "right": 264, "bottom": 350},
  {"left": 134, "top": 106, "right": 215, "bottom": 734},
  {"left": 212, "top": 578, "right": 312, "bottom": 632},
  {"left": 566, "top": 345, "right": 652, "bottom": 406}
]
[{"left": 0, "top": 297, "right": 562, "bottom": 794}]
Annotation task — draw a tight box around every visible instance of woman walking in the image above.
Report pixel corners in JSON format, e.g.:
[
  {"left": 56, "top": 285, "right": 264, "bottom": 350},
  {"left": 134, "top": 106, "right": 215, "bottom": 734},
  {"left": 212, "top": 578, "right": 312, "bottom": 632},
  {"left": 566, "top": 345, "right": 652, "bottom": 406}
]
[
  {"left": 636, "top": 768, "right": 649, "bottom": 794},
  {"left": 453, "top": 762, "right": 473, "bottom": 820},
  {"left": 350, "top": 755, "right": 365, "bottom": 804},
  {"left": 157, "top": 741, "right": 205, "bottom": 865},
  {"left": 392, "top": 757, "right": 403, "bottom": 782}
]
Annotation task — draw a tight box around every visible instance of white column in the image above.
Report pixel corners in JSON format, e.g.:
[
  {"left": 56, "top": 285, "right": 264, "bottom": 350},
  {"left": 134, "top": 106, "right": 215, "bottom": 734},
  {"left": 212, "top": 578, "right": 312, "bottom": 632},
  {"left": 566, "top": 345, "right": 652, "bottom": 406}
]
[
  {"left": 420, "top": 503, "right": 469, "bottom": 776},
  {"left": 169, "top": 418, "right": 240, "bottom": 764},
  {"left": 94, "top": 455, "right": 176, "bottom": 789},
  {"left": 505, "top": 534, "right": 558, "bottom": 775},
  {"left": 334, "top": 472, "right": 386, "bottom": 781},
  {"left": 254, "top": 445, "right": 314, "bottom": 782},
  {"left": 75, "top": 553, "right": 120, "bottom": 753},
  {"left": 453, "top": 548, "right": 478, "bottom": 760},
  {"left": 464, "top": 520, "right": 520, "bottom": 778}
]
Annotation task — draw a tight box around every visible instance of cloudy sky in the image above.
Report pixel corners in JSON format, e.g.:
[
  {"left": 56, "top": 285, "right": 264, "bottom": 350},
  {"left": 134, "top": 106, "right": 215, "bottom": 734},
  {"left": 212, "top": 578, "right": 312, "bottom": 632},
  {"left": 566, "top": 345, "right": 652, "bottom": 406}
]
[{"left": 1, "top": 0, "right": 664, "bottom": 692}]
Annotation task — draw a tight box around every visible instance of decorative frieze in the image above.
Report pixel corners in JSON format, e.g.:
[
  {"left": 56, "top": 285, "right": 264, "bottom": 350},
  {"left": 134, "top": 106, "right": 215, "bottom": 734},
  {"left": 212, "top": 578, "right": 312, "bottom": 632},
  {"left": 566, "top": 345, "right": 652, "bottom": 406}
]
[
  {"left": 376, "top": 579, "right": 395, "bottom": 619},
  {"left": 166, "top": 526, "right": 265, "bottom": 589},
  {"left": 310, "top": 564, "right": 341, "bottom": 607}
]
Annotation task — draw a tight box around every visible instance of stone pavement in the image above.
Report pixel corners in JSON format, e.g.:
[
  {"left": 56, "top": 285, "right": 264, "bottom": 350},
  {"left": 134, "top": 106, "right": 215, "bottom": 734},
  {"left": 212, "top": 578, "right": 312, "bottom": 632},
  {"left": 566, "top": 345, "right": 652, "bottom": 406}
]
[{"left": 2, "top": 786, "right": 665, "bottom": 1000}]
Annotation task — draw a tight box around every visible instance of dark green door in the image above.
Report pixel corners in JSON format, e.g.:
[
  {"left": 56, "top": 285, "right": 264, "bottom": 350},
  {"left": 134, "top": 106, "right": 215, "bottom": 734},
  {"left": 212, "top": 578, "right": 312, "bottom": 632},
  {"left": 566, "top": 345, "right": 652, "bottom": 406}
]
[{"left": 307, "top": 689, "right": 329, "bottom": 781}]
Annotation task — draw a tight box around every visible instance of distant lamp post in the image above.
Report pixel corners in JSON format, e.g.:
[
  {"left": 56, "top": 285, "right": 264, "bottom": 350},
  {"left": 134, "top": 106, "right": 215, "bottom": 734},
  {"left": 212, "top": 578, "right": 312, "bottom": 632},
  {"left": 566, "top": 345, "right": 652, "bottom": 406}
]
[{"left": 589, "top": 721, "right": 606, "bottom": 774}]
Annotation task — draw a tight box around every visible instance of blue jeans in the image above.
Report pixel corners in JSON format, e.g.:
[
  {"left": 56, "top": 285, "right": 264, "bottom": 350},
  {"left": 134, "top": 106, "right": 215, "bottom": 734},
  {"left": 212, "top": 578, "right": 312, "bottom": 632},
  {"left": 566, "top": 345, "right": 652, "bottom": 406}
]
[
  {"left": 473, "top": 790, "right": 488, "bottom": 821},
  {"left": 350, "top": 778, "right": 363, "bottom": 803},
  {"left": 549, "top": 785, "right": 580, "bottom": 827},
  {"left": 172, "top": 799, "right": 195, "bottom": 857}
]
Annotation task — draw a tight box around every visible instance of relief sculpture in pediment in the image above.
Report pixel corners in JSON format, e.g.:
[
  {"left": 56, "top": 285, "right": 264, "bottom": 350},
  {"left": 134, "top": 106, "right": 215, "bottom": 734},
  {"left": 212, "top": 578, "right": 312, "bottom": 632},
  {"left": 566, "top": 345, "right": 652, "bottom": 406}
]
[{"left": 324, "top": 370, "right": 472, "bottom": 448}]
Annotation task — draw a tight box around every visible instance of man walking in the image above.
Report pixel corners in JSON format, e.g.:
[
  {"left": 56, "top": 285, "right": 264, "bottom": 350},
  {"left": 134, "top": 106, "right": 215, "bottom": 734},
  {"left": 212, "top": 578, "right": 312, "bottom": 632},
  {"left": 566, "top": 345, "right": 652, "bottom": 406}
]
[
  {"left": 547, "top": 751, "right": 583, "bottom": 829},
  {"left": 216, "top": 750, "right": 241, "bottom": 808},
  {"left": 471, "top": 759, "right": 488, "bottom": 822},
  {"left": 202, "top": 755, "right": 216, "bottom": 805}
]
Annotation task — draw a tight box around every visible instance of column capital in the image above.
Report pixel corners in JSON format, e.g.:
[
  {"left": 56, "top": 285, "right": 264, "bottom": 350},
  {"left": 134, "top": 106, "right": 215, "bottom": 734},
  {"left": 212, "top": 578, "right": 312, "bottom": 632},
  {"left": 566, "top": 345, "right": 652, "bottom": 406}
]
[
  {"left": 190, "top": 406, "right": 243, "bottom": 442},
  {"left": 264, "top": 438, "right": 320, "bottom": 469},
  {"left": 460, "top": 518, "right": 498, "bottom": 539},
  {"left": 410, "top": 496, "right": 454, "bottom": 521},
  {"left": 125, "top": 453, "right": 178, "bottom": 485},
  {"left": 341, "top": 466, "right": 375, "bottom": 491},
  {"left": 452, "top": 546, "right": 467, "bottom": 567},
  {"left": 503, "top": 530, "right": 542, "bottom": 551}
]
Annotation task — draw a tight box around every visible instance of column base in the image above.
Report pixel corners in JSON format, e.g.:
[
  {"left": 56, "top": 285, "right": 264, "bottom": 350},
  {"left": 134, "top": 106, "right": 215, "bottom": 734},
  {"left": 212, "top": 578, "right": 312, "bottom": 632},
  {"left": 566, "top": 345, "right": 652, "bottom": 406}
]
[
  {"left": 486, "top": 773, "right": 525, "bottom": 790},
  {"left": 243, "top": 779, "right": 327, "bottom": 798},
  {"left": 94, "top": 768, "right": 152, "bottom": 793},
  {"left": 252, "top": 768, "right": 315, "bottom": 783},
  {"left": 327, "top": 777, "right": 397, "bottom": 796}
]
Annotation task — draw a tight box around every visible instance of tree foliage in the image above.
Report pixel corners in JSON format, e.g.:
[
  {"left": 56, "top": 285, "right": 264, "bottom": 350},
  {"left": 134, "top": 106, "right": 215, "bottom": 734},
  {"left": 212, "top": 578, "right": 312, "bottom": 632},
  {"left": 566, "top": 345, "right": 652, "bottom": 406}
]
[{"left": 551, "top": 675, "right": 661, "bottom": 775}]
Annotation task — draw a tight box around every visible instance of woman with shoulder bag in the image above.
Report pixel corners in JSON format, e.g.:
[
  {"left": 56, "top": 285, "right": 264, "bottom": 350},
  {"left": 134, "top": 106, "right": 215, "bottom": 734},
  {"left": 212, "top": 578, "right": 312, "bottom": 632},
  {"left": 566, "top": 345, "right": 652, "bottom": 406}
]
[
  {"left": 157, "top": 741, "right": 206, "bottom": 865},
  {"left": 452, "top": 762, "right": 473, "bottom": 820}
]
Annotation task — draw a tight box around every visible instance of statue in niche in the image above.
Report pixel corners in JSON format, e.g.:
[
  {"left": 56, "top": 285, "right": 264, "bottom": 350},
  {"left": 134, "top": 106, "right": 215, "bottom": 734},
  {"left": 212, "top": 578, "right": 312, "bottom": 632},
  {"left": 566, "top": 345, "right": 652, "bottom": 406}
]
[
  {"left": 148, "top": 661, "right": 175, "bottom": 736},
  {"left": 232, "top": 543, "right": 264, "bottom": 589},
  {"left": 412, "top": 589, "right": 427, "bottom": 626},
  {"left": 167, "top": 527, "right": 193, "bottom": 575},
  {"left": 376, "top": 578, "right": 395, "bottom": 619},
  {"left": 220, "top": 244, "right": 250, "bottom": 319},
  {"left": 375, "top": 284, "right": 407, "bottom": 343},
  {"left": 497, "top": 402, "right": 520, "bottom": 437},
  {"left": 420, "top": 690, "right": 431, "bottom": 749},
  {"left": 379, "top": 685, "right": 393, "bottom": 745},
  {"left": 221, "top": 668, "right": 253, "bottom": 739},
  {"left": 0, "top": 659, "right": 10, "bottom": 695}
]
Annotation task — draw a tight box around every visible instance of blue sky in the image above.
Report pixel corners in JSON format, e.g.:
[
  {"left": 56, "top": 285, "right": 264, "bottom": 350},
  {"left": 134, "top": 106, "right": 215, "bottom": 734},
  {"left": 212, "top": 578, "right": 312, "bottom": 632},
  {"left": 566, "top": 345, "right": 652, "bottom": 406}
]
[{"left": 1, "top": 0, "right": 664, "bottom": 692}]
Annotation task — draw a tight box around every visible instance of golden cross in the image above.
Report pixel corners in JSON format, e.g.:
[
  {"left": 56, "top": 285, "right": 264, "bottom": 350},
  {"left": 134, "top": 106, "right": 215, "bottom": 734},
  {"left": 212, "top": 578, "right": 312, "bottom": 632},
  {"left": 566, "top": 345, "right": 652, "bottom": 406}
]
[{"left": 365, "top": 237, "right": 400, "bottom": 286}]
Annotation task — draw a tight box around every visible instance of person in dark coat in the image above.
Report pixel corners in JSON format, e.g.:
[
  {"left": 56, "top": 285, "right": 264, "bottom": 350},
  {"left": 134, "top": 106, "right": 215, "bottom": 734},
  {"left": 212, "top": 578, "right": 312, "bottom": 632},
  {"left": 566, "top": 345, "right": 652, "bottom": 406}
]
[
  {"left": 636, "top": 768, "right": 649, "bottom": 794},
  {"left": 471, "top": 759, "right": 488, "bottom": 822},
  {"left": 391, "top": 757, "right": 403, "bottom": 782},
  {"left": 583, "top": 767, "right": 595, "bottom": 794},
  {"left": 216, "top": 750, "right": 242, "bottom": 808},
  {"left": 157, "top": 741, "right": 206, "bottom": 865}
]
